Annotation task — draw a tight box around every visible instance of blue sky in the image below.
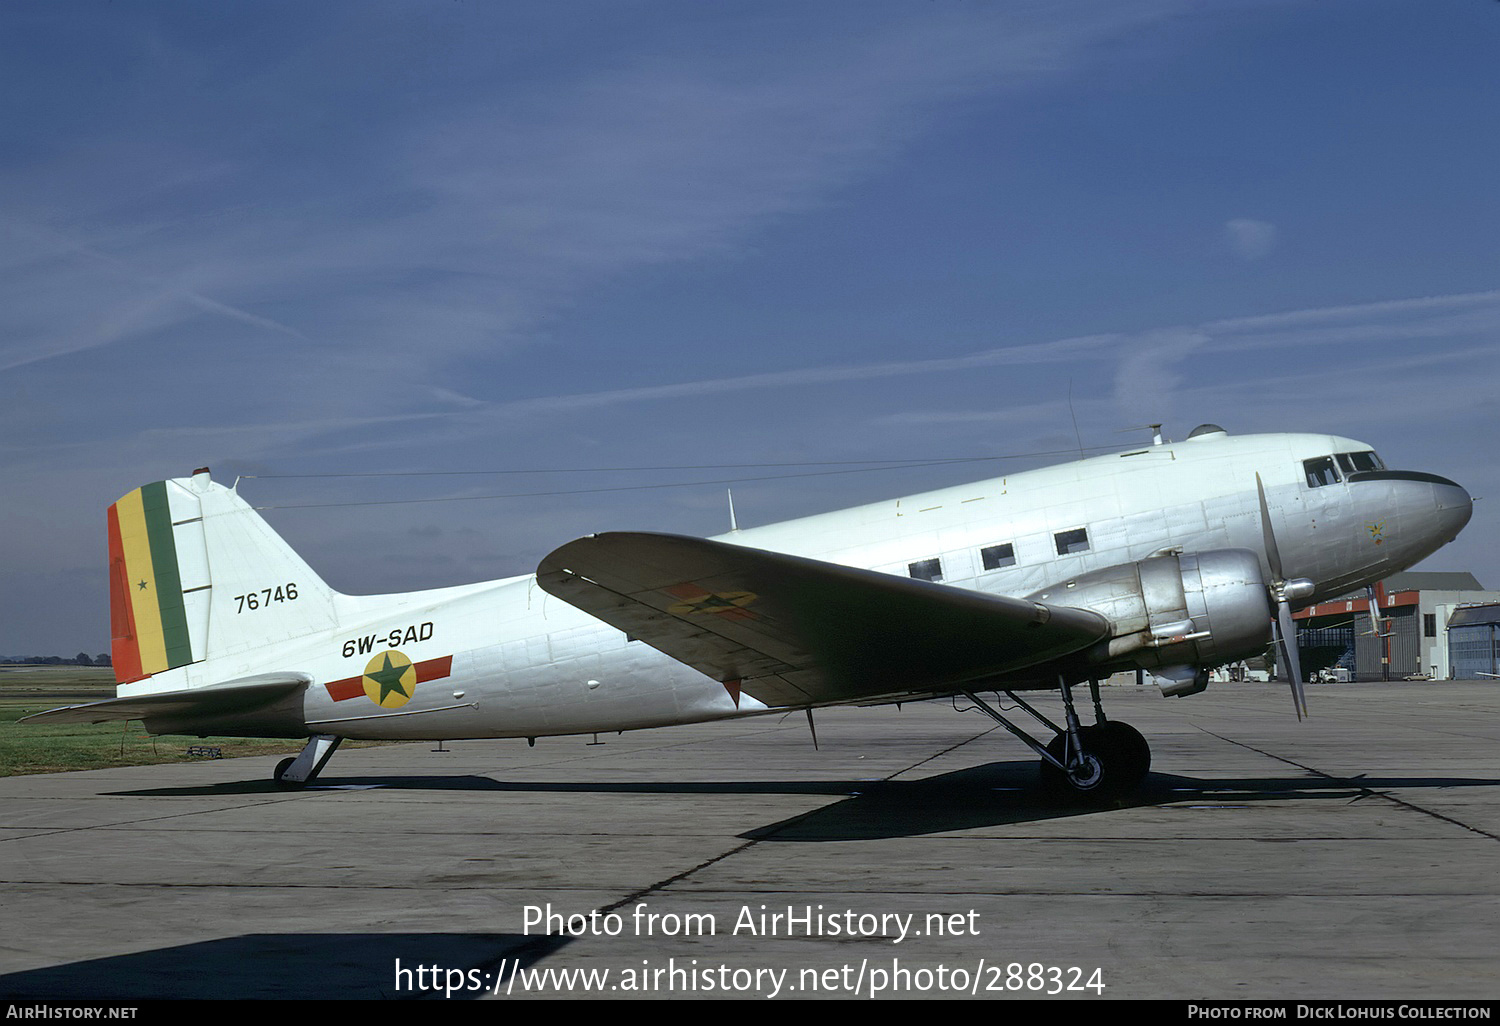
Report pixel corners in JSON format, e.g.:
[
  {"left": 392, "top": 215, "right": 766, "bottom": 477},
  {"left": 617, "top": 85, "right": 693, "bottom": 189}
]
[{"left": 3, "top": 0, "right": 1498, "bottom": 655}]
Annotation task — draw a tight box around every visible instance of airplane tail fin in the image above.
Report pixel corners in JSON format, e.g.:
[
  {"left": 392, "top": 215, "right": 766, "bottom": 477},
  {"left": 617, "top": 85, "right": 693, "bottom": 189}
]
[{"left": 108, "top": 469, "right": 338, "bottom": 684}]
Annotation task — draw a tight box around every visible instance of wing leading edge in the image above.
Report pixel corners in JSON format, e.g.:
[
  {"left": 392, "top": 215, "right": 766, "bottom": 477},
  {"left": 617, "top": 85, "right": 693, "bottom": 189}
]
[{"left": 537, "top": 532, "right": 1111, "bottom": 707}]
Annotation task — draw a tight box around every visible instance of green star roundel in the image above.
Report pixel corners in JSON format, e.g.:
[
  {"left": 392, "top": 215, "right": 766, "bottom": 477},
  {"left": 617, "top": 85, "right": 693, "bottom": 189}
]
[{"left": 361, "top": 650, "right": 416, "bottom": 708}]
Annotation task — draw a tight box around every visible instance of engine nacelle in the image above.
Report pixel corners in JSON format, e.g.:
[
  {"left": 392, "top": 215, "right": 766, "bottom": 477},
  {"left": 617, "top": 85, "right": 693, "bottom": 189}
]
[{"left": 1025, "top": 549, "right": 1273, "bottom": 695}]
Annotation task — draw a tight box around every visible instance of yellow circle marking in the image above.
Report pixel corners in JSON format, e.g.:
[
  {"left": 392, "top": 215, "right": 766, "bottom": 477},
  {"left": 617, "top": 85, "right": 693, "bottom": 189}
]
[
  {"left": 667, "top": 591, "right": 757, "bottom": 617},
  {"left": 362, "top": 649, "right": 417, "bottom": 708}
]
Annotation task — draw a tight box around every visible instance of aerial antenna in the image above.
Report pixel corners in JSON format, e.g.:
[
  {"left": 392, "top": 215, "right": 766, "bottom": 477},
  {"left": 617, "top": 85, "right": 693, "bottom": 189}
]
[
  {"left": 1067, "top": 378, "right": 1085, "bottom": 460},
  {"left": 727, "top": 488, "right": 739, "bottom": 532},
  {"left": 1117, "top": 423, "right": 1165, "bottom": 446}
]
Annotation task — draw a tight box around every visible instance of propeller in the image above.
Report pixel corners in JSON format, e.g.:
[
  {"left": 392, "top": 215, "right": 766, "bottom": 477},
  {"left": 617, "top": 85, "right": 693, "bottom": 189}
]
[{"left": 1256, "top": 473, "right": 1315, "bottom": 719}]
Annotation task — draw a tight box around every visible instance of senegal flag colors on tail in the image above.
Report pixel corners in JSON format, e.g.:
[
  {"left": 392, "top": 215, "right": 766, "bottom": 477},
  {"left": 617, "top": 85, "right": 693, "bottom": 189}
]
[{"left": 108, "top": 481, "right": 193, "bottom": 681}]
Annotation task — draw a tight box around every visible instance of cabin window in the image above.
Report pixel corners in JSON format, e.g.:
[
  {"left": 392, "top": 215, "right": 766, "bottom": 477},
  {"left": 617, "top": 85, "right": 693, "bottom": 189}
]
[
  {"left": 908, "top": 558, "right": 943, "bottom": 582},
  {"left": 1054, "top": 528, "right": 1090, "bottom": 556},
  {"left": 981, "top": 543, "right": 1016, "bottom": 570},
  {"left": 1303, "top": 456, "right": 1340, "bottom": 488}
]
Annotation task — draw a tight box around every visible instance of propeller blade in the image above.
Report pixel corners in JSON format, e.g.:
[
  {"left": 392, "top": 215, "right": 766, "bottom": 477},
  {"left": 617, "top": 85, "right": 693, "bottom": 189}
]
[
  {"left": 1257, "top": 472, "right": 1308, "bottom": 719},
  {"left": 1275, "top": 601, "right": 1309, "bottom": 720},
  {"left": 1255, "top": 472, "right": 1285, "bottom": 584}
]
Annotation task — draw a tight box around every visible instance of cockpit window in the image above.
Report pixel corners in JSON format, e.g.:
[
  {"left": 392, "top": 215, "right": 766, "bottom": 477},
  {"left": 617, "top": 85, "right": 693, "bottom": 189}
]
[
  {"left": 1303, "top": 456, "right": 1341, "bottom": 488},
  {"left": 1344, "top": 450, "right": 1384, "bottom": 473}
]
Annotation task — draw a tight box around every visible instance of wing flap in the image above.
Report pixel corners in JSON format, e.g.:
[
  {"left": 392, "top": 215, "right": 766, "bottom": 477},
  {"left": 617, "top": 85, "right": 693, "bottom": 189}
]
[
  {"left": 20, "top": 673, "right": 311, "bottom": 725},
  {"left": 538, "top": 533, "right": 1110, "bottom": 706}
]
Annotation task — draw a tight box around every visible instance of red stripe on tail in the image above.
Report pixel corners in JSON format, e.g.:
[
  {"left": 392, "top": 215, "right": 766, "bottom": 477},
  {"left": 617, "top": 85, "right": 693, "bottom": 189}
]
[{"left": 107, "top": 503, "right": 143, "bottom": 683}]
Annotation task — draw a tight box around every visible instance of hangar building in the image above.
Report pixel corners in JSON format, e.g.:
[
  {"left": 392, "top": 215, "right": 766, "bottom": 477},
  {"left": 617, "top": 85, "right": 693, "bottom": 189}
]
[
  {"left": 1447, "top": 604, "right": 1500, "bottom": 679},
  {"left": 1292, "top": 572, "right": 1500, "bottom": 681}
]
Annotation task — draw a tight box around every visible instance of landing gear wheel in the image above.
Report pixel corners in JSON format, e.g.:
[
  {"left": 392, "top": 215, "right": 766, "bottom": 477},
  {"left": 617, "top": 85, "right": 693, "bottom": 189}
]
[
  {"left": 1091, "top": 721, "right": 1150, "bottom": 789},
  {"left": 1039, "top": 732, "right": 1104, "bottom": 800},
  {"left": 1038, "top": 723, "right": 1150, "bottom": 802},
  {"left": 273, "top": 757, "right": 303, "bottom": 790}
]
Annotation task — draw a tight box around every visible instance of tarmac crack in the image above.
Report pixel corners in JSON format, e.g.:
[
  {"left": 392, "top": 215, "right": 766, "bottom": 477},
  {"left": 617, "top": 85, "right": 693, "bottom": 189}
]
[
  {"left": 884, "top": 727, "right": 999, "bottom": 780},
  {"left": 0, "top": 796, "right": 317, "bottom": 845},
  {"left": 590, "top": 727, "right": 998, "bottom": 918},
  {"left": 1198, "top": 727, "right": 1500, "bottom": 844},
  {"left": 0, "top": 880, "right": 1487, "bottom": 898}
]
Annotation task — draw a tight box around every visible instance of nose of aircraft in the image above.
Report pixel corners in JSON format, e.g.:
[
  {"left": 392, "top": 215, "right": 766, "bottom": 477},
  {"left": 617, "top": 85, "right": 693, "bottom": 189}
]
[
  {"left": 1346, "top": 469, "right": 1473, "bottom": 557},
  {"left": 1432, "top": 474, "right": 1474, "bottom": 541}
]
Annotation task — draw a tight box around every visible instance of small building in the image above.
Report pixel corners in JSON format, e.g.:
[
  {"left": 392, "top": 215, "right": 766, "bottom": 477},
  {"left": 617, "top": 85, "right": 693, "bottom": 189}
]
[
  {"left": 1292, "top": 572, "right": 1500, "bottom": 680},
  {"left": 1447, "top": 604, "right": 1500, "bottom": 680}
]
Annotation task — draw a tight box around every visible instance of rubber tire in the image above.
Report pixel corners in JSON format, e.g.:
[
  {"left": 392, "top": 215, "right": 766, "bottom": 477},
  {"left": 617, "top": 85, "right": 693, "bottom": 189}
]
[
  {"left": 1038, "top": 723, "right": 1150, "bottom": 802},
  {"left": 1092, "top": 721, "right": 1150, "bottom": 789},
  {"left": 272, "top": 756, "right": 304, "bottom": 790}
]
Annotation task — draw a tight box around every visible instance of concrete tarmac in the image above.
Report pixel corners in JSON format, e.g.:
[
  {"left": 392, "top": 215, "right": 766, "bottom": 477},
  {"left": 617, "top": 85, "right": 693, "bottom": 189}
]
[{"left": 2, "top": 680, "right": 1499, "bottom": 1001}]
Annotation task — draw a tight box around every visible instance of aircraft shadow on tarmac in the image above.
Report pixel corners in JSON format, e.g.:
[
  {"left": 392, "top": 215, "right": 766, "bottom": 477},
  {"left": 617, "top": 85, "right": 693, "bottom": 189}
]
[
  {"left": 0, "top": 931, "right": 571, "bottom": 1000},
  {"left": 108, "top": 762, "right": 1500, "bottom": 841},
  {"left": 735, "top": 766, "right": 1500, "bottom": 841}
]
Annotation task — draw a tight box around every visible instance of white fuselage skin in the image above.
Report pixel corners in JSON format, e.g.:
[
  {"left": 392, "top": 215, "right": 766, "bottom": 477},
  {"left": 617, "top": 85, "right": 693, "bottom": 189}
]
[{"left": 130, "top": 430, "right": 1473, "bottom": 741}]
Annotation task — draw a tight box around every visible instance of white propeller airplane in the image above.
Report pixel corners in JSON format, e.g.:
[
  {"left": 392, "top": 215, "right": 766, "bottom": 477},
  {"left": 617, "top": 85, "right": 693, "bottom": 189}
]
[{"left": 26, "top": 425, "right": 1473, "bottom": 800}]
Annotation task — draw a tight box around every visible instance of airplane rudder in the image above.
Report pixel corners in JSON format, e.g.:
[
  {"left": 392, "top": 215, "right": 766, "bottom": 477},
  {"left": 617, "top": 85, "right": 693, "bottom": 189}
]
[
  {"left": 107, "top": 480, "right": 196, "bottom": 682},
  {"left": 106, "top": 469, "right": 338, "bottom": 681},
  {"left": 106, "top": 499, "right": 143, "bottom": 683}
]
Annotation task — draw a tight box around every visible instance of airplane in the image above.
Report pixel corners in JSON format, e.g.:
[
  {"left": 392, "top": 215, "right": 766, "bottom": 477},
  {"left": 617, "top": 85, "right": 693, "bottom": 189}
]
[{"left": 25, "top": 424, "right": 1474, "bottom": 801}]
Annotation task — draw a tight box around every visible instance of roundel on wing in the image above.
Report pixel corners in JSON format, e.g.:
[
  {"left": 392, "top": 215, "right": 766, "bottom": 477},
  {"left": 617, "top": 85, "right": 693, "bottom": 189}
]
[
  {"left": 362, "top": 649, "right": 416, "bottom": 708},
  {"left": 666, "top": 591, "right": 757, "bottom": 618}
]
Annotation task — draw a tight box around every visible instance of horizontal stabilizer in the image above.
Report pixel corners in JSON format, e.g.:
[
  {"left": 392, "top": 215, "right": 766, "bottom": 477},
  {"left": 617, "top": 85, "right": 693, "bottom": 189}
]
[
  {"left": 537, "top": 533, "right": 1110, "bottom": 707},
  {"left": 20, "top": 673, "right": 311, "bottom": 725}
]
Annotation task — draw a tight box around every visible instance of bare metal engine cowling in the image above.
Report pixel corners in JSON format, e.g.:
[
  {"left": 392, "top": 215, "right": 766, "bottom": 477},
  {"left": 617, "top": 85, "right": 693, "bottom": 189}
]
[{"left": 1026, "top": 549, "right": 1273, "bottom": 693}]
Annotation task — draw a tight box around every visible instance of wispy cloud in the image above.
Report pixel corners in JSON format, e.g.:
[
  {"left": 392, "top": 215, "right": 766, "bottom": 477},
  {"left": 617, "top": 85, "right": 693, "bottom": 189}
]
[
  {"left": 1111, "top": 329, "right": 1210, "bottom": 426},
  {"left": 0, "top": 224, "right": 311, "bottom": 373},
  {"left": 0, "top": 2, "right": 1203, "bottom": 476},
  {"left": 470, "top": 334, "right": 1121, "bottom": 418},
  {"left": 434, "top": 288, "right": 1500, "bottom": 427},
  {"left": 1224, "top": 218, "right": 1277, "bottom": 261},
  {"left": 4, "top": 2, "right": 1497, "bottom": 652}
]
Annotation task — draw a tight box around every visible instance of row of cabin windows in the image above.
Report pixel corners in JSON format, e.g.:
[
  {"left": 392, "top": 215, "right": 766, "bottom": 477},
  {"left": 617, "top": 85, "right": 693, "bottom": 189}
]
[
  {"left": 907, "top": 529, "right": 1089, "bottom": 583},
  {"left": 912, "top": 450, "right": 1389, "bottom": 582}
]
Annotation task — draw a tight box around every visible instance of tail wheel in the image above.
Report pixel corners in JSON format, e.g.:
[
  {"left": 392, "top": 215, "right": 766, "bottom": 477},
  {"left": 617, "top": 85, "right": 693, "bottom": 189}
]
[{"left": 272, "top": 756, "right": 303, "bottom": 790}]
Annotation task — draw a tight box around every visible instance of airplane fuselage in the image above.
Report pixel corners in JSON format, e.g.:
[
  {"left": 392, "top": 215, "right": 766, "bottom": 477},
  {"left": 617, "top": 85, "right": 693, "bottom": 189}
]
[{"left": 116, "top": 428, "right": 1473, "bottom": 743}]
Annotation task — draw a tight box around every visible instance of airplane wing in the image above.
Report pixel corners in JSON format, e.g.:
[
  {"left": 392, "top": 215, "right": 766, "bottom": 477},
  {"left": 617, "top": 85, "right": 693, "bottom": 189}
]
[
  {"left": 537, "top": 533, "right": 1111, "bottom": 707},
  {"left": 20, "top": 673, "right": 311, "bottom": 725}
]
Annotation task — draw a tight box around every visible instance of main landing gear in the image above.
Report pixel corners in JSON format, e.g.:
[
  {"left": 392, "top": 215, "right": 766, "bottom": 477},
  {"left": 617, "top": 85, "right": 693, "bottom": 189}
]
[
  {"left": 272, "top": 734, "right": 342, "bottom": 790},
  {"left": 961, "top": 679, "right": 1151, "bottom": 802}
]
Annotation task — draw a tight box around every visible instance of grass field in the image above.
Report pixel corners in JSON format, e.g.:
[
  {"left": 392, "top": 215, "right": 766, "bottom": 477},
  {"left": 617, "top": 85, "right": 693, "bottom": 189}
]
[{"left": 1, "top": 665, "right": 321, "bottom": 777}]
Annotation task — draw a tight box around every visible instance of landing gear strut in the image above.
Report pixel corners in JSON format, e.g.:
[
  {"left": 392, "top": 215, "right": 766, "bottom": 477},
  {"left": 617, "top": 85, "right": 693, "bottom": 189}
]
[
  {"left": 961, "top": 681, "right": 1150, "bottom": 802},
  {"left": 1038, "top": 721, "right": 1150, "bottom": 799},
  {"left": 273, "top": 734, "right": 343, "bottom": 789}
]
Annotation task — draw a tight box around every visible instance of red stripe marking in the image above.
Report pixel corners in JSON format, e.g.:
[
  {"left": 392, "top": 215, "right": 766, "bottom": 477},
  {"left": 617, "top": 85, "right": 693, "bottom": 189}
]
[
  {"left": 325, "top": 676, "right": 364, "bottom": 701},
  {"left": 107, "top": 503, "right": 143, "bottom": 683},
  {"left": 414, "top": 655, "right": 453, "bottom": 682},
  {"left": 324, "top": 654, "right": 454, "bottom": 702}
]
